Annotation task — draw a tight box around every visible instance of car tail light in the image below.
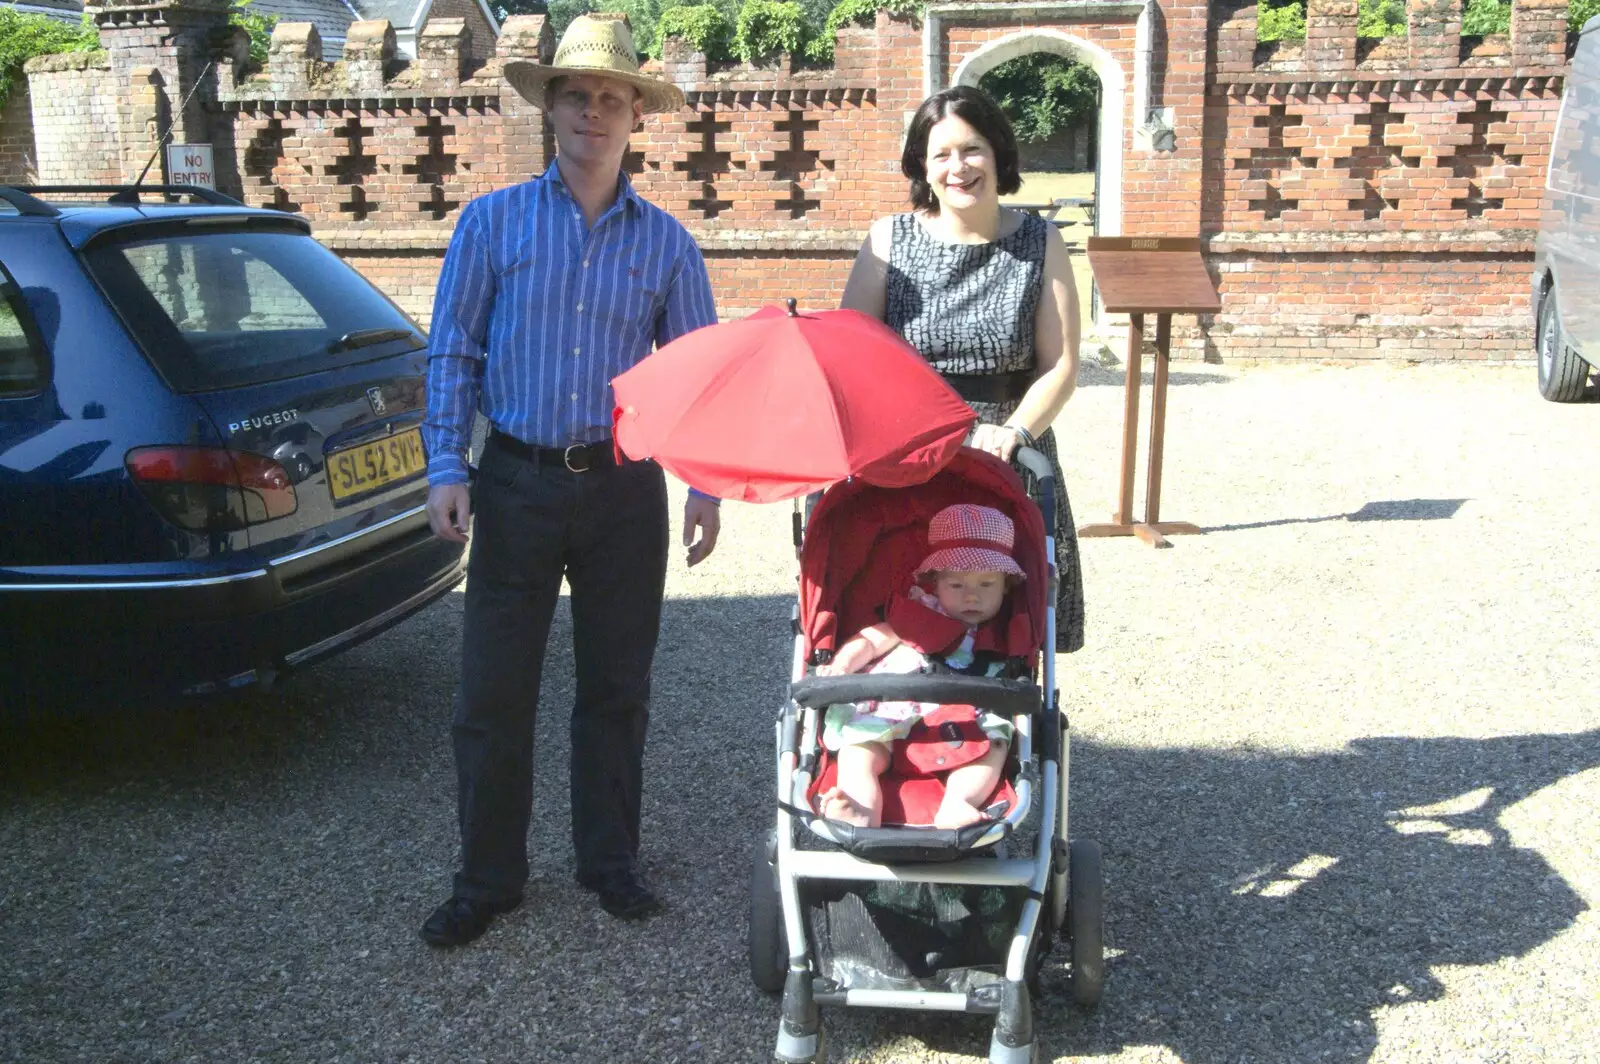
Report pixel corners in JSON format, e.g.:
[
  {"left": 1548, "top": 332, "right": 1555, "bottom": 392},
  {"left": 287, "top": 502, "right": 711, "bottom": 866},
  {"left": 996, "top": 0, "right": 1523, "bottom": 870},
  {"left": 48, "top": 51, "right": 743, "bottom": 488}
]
[{"left": 125, "top": 446, "right": 298, "bottom": 531}]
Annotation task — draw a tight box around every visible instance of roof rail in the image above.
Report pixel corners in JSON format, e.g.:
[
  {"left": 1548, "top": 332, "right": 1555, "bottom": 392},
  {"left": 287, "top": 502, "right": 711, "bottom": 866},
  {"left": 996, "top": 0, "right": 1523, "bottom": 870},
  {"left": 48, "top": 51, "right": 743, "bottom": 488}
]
[
  {"left": 0, "top": 186, "right": 62, "bottom": 217},
  {"left": 14, "top": 185, "right": 247, "bottom": 207}
]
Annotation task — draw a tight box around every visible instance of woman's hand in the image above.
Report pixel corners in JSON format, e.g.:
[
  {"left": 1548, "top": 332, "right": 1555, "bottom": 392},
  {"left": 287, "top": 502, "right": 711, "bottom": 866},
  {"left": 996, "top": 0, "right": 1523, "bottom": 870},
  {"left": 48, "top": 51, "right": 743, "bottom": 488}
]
[{"left": 971, "top": 422, "right": 1023, "bottom": 462}]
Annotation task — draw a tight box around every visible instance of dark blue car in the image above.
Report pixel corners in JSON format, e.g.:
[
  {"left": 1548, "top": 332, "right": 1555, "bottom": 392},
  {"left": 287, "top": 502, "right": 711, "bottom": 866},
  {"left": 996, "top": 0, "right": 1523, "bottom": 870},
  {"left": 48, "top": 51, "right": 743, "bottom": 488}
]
[{"left": 0, "top": 186, "right": 465, "bottom": 713}]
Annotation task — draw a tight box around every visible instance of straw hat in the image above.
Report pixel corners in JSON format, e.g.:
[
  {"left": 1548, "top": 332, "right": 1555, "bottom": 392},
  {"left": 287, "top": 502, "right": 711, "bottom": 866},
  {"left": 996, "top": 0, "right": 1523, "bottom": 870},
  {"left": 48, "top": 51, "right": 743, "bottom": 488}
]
[
  {"left": 914, "top": 504, "right": 1026, "bottom": 581},
  {"left": 504, "top": 14, "right": 684, "bottom": 115}
]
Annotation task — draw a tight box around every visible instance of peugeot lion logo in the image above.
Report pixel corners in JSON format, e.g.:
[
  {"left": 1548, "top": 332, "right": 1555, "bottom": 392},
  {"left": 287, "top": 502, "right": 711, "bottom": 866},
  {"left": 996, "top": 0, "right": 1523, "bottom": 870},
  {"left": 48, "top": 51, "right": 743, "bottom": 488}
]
[{"left": 366, "top": 387, "right": 387, "bottom": 416}]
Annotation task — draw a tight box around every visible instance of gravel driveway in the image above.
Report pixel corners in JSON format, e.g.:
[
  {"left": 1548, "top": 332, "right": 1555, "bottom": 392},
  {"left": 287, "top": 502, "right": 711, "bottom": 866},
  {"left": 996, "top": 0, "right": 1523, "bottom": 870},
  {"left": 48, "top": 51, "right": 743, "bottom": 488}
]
[{"left": 3, "top": 361, "right": 1598, "bottom": 1064}]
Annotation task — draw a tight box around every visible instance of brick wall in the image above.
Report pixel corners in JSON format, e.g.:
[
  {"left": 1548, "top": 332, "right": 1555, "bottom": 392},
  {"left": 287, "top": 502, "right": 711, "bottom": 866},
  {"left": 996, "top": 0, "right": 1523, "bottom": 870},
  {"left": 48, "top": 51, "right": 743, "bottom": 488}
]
[
  {"left": 1017, "top": 125, "right": 1095, "bottom": 172},
  {"left": 0, "top": 84, "right": 39, "bottom": 184},
  {"left": 22, "top": 53, "right": 121, "bottom": 184},
  {"left": 16, "top": 0, "right": 1576, "bottom": 360},
  {"left": 429, "top": 0, "right": 496, "bottom": 63},
  {"left": 1198, "top": 0, "right": 1569, "bottom": 360}
]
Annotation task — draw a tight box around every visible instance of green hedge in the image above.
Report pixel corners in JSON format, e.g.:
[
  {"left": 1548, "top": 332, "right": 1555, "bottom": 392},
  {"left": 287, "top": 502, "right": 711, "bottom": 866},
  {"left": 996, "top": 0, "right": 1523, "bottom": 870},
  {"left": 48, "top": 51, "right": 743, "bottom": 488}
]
[
  {"left": 1257, "top": 0, "right": 1306, "bottom": 41},
  {"left": 231, "top": 0, "right": 277, "bottom": 66},
  {"left": 804, "top": 0, "right": 921, "bottom": 61},
  {"left": 659, "top": 3, "right": 732, "bottom": 54},
  {"left": 979, "top": 52, "right": 1098, "bottom": 144},
  {"left": 0, "top": 9, "right": 100, "bottom": 112},
  {"left": 732, "top": 0, "right": 806, "bottom": 63}
]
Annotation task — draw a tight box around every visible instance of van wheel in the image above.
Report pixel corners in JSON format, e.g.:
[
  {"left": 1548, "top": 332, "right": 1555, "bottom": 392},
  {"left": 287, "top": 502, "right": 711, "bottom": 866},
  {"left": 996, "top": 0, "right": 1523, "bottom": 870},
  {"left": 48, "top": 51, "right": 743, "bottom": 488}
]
[
  {"left": 749, "top": 828, "right": 787, "bottom": 994},
  {"left": 1538, "top": 290, "right": 1592, "bottom": 402}
]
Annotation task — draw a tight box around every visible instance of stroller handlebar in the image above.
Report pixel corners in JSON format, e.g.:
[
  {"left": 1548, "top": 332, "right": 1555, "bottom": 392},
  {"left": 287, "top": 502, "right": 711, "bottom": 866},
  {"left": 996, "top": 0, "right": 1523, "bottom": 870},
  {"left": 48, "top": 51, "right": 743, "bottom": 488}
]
[
  {"left": 789, "top": 674, "right": 1041, "bottom": 717},
  {"left": 1013, "top": 445, "right": 1054, "bottom": 487}
]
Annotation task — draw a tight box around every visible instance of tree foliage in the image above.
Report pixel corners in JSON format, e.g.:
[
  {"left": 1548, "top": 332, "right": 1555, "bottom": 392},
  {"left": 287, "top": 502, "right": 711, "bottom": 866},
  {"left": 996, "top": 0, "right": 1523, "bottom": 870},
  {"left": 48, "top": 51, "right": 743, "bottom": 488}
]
[
  {"left": 1257, "top": 0, "right": 1306, "bottom": 42},
  {"left": 1574, "top": 0, "right": 1600, "bottom": 31},
  {"left": 0, "top": 9, "right": 100, "bottom": 112},
  {"left": 492, "top": 0, "right": 548, "bottom": 20},
  {"left": 1357, "top": 0, "right": 1405, "bottom": 38},
  {"left": 804, "top": 0, "right": 920, "bottom": 61},
  {"left": 231, "top": 1, "right": 278, "bottom": 66},
  {"left": 1462, "top": 0, "right": 1511, "bottom": 34},
  {"left": 732, "top": 0, "right": 806, "bottom": 63},
  {"left": 979, "top": 52, "right": 1099, "bottom": 144},
  {"left": 659, "top": 3, "right": 732, "bottom": 55}
]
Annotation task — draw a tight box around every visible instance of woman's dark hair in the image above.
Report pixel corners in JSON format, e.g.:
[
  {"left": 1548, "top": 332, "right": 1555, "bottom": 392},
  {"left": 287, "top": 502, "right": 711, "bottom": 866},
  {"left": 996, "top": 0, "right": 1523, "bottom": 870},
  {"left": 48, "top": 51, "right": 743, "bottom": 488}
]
[{"left": 901, "top": 85, "right": 1021, "bottom": 213}]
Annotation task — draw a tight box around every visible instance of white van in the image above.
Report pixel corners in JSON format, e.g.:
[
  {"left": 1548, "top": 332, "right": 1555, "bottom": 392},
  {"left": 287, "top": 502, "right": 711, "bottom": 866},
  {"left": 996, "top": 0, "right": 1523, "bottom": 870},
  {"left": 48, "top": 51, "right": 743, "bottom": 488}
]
[{"left": 1533, "top": 15, "right": 1600, "bottom": 401}]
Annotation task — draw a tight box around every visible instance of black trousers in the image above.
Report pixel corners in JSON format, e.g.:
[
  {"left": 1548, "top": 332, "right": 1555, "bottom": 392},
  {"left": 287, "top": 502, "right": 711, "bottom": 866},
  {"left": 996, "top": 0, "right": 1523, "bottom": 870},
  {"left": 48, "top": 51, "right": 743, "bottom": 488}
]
[{"left": 451, "top": 436, "right": 669, "bottom": 903}]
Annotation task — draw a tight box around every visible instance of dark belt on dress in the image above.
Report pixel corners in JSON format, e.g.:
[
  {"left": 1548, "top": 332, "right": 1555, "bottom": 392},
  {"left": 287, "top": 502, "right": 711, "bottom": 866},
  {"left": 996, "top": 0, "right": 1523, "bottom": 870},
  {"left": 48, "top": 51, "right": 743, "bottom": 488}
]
[
  {"left": 488, "top": 428, "right": 616, "bottom": 473},
  {"left": 941, "top": 370, "right": 1033, "bottom": 405}
]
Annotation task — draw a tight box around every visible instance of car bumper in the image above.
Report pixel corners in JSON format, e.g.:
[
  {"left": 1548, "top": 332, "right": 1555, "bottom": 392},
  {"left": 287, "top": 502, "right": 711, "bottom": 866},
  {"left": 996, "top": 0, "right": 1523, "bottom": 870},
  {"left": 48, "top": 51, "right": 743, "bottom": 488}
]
[{"left": 0, "top": 505, "right": 466, "bottom": 710}]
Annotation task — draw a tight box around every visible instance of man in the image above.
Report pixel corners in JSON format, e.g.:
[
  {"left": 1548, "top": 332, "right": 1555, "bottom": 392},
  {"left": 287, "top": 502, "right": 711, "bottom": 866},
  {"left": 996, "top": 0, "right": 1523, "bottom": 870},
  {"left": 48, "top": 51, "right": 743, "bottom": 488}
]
[{"left": 419, "top": 14, "right": 720, "bottom": 948}]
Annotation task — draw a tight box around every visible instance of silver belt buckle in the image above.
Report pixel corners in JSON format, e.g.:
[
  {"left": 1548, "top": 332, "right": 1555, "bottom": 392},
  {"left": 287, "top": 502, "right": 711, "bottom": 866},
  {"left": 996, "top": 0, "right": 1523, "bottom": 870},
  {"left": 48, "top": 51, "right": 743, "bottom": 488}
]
[{"left": 564, "top": 443, "right": 591, "bottom": 473}]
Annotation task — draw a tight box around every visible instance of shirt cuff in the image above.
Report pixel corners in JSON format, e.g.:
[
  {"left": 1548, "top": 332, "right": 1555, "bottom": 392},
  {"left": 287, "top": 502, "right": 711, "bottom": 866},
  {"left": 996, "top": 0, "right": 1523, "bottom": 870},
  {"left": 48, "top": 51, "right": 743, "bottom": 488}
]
[
  {"left": 427, "top": 453, "right": 470, "bottom": 488},
  {"left": 687, "top": 486, "right": 722, "bottom": 505}
]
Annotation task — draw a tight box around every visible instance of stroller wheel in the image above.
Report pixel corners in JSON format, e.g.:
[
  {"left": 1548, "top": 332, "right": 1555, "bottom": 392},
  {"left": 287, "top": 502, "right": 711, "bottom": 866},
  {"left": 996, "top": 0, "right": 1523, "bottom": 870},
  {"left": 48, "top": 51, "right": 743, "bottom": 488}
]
[
  {"left": 749, "top": 828, "right": 787, "bottom": 994},
  {"left": 1067, "top": 839, "right": 1105, "bottom": 1008},
  {"left": 774, "top": 1024, "right": 826, "bottom": 1064}
]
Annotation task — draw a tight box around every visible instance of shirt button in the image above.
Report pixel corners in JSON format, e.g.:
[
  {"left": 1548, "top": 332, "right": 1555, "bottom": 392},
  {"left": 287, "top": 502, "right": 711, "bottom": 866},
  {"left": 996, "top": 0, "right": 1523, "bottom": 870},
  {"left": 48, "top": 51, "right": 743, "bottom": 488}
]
[
  {"left": 573, "top": 346, "right": 581, "bottom": 355},
  {"left": 571, "top": 392, "right": 578, "bottom": 401},
  {"left": 583, "top": 259, "right": 591, "bottom": 269},
  {"left": 576, "top": 303, "right": 584, "bottom": 312}
]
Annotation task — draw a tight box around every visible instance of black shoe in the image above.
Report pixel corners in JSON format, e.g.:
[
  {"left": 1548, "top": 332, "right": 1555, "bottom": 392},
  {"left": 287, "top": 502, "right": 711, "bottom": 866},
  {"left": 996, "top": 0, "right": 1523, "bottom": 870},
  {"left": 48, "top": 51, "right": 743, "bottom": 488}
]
[
  {"left": 420, "top": 894, "right": 522, "bottom": 947},
  {"left": 576, "top": 868, "right": 663, "bottom": 920}
]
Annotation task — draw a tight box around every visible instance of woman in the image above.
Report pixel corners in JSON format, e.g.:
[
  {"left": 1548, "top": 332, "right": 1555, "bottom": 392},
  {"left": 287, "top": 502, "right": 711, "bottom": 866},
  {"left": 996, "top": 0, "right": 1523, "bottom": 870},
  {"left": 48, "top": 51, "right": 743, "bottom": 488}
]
[{"left": 840, "top": 85, "right": 1086, "bottom": 653}]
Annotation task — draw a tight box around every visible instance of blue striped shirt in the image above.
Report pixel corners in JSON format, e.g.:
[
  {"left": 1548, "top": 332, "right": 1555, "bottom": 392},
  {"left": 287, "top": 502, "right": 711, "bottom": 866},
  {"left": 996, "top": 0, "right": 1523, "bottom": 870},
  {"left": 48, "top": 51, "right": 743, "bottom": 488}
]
[{"left": 423, "top": 163, "right": 718, "bottom": 487}]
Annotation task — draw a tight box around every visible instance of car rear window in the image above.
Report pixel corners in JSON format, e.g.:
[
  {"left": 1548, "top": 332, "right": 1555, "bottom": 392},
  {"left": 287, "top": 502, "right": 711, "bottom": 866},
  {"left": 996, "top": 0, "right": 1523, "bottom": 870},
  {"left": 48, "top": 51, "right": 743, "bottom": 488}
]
[
  {"left": 82, "top": 227, "right": 424, "bottom": 392},
  {"left": 0, "top": 271, "right": 47, "bottom": 397}
]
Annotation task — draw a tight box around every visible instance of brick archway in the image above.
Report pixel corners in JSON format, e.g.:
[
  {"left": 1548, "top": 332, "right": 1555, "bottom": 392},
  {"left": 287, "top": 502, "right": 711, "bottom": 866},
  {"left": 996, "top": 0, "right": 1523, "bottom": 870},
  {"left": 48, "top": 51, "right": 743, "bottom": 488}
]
[{"left": 951, "top": 29, "right": 1125, "bottom": 239}]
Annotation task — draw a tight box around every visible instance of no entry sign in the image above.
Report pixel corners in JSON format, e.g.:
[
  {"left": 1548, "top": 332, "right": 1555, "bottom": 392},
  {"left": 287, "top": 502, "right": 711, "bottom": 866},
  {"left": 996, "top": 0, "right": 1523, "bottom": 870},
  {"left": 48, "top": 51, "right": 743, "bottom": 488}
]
[{"left": 166, "top": 144, "right": 215, "bottom": 189}]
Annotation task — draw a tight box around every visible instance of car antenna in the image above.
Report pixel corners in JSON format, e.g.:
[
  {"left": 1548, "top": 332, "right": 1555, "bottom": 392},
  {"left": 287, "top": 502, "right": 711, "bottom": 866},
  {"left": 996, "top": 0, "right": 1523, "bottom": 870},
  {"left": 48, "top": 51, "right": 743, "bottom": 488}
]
[{"left": 127, "top": 61, "right": 217, "bottom": 196}]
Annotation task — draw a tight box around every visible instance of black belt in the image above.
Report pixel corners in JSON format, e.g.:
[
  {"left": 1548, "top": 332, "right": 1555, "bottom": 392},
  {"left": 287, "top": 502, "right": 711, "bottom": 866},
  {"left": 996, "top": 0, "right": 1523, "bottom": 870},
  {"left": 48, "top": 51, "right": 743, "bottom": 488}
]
[
  {"left": 488, "top": 428, "right": 617, "bottom": 472},
  {"left": 942, "top": 371, "right": 1032, "bottom": 405}
]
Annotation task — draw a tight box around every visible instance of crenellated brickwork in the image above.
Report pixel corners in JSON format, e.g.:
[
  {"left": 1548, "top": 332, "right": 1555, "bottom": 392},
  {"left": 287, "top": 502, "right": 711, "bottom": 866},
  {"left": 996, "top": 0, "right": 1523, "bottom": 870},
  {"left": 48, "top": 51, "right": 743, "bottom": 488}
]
[
  {"left": 1200, "top": 0, "right": 1570, "bottom": 359},
  {"left": 2, "top": 0, "right": 1581, "bottom": 360}
]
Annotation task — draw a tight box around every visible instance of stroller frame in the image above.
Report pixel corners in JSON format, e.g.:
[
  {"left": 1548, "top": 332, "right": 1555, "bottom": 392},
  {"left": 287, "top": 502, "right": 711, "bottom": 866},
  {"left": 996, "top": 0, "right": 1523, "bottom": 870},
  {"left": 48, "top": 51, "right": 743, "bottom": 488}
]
[{"left": 750, "top": 449, "right": 1104, "bottom": 1064}]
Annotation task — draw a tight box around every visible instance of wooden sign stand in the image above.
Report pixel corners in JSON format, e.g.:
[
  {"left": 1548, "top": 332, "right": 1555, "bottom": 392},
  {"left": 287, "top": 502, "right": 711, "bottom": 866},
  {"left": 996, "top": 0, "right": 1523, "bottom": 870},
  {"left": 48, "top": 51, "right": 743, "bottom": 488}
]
[{"left": 1078, "top": 237, "right": 1222, "bottom": 549}]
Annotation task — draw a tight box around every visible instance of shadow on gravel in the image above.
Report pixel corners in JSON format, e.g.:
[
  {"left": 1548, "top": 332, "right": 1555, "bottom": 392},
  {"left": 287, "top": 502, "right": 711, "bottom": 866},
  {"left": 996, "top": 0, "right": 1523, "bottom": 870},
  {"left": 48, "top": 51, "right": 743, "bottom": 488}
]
[
  {"left": 1201, "top": 498, "right": 1469, "bottom": 535},
  {"left": 7, "top": 601, "right": 1596, "bottom": 1064},
  {"left": 848, "top": 730, "right": 1600, "bottom": 1063},
  {"left": 1077, "top": 363, "right": 1233, "bottom": 389}
]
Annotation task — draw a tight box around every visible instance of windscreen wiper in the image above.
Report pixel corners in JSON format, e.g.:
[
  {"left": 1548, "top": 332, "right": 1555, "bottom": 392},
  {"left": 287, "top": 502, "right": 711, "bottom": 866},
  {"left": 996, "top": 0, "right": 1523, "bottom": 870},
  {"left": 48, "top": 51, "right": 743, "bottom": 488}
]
[{"left": 327, "top": 327, "right": 421, "bottom": 353}]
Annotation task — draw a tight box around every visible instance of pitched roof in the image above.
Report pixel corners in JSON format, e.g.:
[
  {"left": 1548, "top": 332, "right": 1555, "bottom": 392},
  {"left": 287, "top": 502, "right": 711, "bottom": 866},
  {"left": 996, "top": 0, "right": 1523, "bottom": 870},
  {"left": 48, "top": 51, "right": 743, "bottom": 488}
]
[
  {"left": 4, "top": 0, "right": 85, "bottom": 23},
  {"left": 352, "top": 0, "right": 423, "bottom": 30},
  {"left": 247, "top": 0, "right": 362, "bottom": 54},
  {"left": 7, "top": 0, "right": 496, "bottom": 58}
]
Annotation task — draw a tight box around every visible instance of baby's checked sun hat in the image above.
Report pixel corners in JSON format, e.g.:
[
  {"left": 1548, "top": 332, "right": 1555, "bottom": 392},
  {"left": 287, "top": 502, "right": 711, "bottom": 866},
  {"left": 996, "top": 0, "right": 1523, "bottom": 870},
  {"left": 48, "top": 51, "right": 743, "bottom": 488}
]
[
  {"left": 504, "top": 14, "right": 685, "bottom": 115},
  {"left": 914, "top": 504, "right": 1026, "bottom": 581}
]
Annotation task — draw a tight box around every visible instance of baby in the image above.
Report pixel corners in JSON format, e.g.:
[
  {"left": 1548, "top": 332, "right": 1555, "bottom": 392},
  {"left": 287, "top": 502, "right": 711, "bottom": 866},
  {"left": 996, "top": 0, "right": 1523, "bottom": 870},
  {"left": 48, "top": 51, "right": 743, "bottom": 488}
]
[{"left": 816, "top": 503, "right": 1024, "bottom": 830}]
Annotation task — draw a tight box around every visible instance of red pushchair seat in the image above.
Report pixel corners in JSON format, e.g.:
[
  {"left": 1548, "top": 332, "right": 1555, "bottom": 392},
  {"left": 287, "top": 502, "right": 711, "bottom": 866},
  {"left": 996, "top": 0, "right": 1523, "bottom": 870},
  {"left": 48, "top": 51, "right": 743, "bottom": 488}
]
[{"left": 797, "top": 449, "right": 1050, "bottom": 830}]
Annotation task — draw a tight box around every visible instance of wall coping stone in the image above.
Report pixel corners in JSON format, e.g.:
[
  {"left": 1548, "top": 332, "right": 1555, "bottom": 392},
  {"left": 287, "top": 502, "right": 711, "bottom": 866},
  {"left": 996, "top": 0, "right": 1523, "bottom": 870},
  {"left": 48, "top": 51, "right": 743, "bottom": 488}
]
[
  {"left": 25, "top": 52, "right": 112, "bottom": 73},
  {"left": 317, "top": 229, "right": 866, "bottom": 252},
  {"left": 1205, "top": 231, "right": 1537, "bottom": 255}
]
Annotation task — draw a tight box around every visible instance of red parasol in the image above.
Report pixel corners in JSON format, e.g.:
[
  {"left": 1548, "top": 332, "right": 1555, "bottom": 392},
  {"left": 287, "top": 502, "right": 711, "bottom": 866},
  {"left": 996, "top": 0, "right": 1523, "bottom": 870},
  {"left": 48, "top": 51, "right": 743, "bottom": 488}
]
[{"left": 612, "top": 302, "right": 975, "bottom": 503}]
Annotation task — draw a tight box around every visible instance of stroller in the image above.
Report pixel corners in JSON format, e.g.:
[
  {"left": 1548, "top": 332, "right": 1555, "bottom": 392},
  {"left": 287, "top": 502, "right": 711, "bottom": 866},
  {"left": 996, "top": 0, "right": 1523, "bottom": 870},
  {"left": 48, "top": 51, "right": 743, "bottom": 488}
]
[{"left": 747, "top": 446, "right": 1104, "bottom": 1064}]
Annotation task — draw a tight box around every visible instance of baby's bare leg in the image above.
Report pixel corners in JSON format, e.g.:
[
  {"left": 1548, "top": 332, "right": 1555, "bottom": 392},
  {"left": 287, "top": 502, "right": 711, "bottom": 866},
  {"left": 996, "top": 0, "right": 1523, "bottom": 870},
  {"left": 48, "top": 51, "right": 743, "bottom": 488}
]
[
  {"left": 822, "top": 741, "right": 891, "bottom": 828},
  {"left": 934, "top": 742, "right": 1009, "bottom": 829}
]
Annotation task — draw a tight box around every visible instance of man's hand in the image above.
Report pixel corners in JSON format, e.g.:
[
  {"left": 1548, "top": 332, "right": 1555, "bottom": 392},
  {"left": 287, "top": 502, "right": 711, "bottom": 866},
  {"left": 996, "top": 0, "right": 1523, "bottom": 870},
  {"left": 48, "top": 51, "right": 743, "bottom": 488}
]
[
  {"left": 683, "top": 494, "right": 720, "bottom": 567},
  {"left": 427, "top": 483, "right": 472, "bottom": 543}
]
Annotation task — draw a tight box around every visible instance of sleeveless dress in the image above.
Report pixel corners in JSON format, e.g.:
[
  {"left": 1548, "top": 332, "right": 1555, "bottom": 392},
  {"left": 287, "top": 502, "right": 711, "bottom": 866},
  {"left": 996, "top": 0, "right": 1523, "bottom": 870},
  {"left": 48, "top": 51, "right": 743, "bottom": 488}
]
[{"left": 884, "top": 210, "right": 1086, "bottom": 653}]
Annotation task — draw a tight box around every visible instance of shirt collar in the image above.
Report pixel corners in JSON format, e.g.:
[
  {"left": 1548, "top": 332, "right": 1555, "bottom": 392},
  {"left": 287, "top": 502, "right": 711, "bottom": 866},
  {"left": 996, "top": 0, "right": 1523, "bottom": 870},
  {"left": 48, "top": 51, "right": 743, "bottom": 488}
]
[{"left": 545, "top": 159, "right": 642, "bottom": 215}]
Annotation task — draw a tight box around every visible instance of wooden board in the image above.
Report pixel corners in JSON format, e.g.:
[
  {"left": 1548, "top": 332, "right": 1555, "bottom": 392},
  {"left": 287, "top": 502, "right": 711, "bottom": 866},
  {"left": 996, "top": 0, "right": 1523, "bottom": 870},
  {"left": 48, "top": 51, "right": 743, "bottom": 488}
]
[{"left": 1086, "top": 236, "right": 1222, "bottom": 315}]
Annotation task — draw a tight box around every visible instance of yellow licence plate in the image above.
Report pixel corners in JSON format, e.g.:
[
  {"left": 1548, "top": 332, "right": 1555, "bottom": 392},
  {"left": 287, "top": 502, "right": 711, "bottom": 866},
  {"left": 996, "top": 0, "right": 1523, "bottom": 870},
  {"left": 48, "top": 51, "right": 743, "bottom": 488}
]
[{"left": 327, "top": 428, "right": 426, "bottom": 502}]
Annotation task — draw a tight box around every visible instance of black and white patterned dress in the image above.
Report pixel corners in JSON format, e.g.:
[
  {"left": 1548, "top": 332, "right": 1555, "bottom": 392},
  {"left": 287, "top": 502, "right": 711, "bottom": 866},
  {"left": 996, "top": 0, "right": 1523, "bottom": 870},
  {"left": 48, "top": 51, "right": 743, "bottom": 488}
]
[{"left": 885, "top": 210, "right": 1085, "bottom": 653}]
